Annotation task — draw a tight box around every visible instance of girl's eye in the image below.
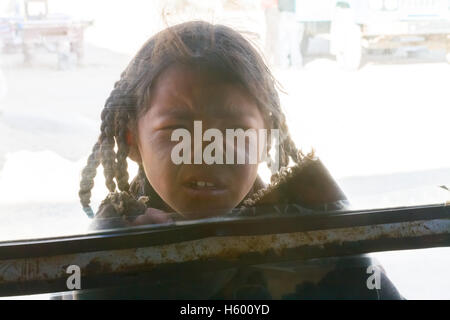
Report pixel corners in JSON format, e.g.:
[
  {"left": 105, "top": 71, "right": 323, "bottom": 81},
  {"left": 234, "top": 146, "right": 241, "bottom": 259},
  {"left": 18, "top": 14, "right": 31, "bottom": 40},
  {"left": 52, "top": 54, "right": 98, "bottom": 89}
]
[{"left": 229, "top": 125, "right": 252, "bottom": 131}]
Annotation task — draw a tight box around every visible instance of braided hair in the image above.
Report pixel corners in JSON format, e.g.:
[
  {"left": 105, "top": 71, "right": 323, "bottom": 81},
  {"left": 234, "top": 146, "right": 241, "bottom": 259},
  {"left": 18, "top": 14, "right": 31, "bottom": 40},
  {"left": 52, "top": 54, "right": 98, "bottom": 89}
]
[{"left": 79, "top": 21, "right": 302, "bottom": 218}]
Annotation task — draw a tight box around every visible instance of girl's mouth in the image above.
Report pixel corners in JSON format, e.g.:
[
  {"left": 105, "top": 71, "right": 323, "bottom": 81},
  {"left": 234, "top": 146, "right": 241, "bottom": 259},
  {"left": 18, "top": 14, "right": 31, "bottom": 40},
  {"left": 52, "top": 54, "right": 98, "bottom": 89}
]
[
  {"left": 182, "top": 177, "right": 228, "bottom": 197},
  {"left": 186, "top": 180, "right": 218, "bottom": 190}
]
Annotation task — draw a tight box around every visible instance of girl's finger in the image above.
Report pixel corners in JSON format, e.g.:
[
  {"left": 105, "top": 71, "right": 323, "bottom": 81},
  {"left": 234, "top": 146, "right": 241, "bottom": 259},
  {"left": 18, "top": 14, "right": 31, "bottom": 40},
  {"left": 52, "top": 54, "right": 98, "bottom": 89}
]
[{"left": 131, "top": 208, "right": 173, "bottom": 226}]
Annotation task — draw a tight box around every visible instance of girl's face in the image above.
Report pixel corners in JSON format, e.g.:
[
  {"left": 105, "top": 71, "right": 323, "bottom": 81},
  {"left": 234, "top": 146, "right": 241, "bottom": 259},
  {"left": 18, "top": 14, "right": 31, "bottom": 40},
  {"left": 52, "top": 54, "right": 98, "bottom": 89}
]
[{"left": 130, "top": 64, "right": 266, "bottom": 219}]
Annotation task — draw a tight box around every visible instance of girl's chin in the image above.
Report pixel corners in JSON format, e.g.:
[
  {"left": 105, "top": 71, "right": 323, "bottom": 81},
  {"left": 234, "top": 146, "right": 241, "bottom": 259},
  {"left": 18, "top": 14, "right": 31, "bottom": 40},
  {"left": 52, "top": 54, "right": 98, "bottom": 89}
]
[
  {"left": 176, "top": 205, "right": 233, "bottom": 220},
  {"left": 172, "top": 187, "right": 235, "bottom": 219}
]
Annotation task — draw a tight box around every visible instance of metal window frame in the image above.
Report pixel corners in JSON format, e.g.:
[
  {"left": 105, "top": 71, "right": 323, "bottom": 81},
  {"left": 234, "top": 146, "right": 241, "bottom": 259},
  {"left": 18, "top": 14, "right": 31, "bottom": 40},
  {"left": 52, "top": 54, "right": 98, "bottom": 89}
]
[{"left": 0, "top": 204, "right": 449, "bottom": 297}]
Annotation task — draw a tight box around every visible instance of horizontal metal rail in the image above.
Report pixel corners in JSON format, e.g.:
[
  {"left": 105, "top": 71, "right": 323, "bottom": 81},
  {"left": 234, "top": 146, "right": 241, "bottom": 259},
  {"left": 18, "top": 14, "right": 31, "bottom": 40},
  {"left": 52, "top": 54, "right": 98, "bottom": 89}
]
[{"left": 0, "top": 204, "right": 449, "bottom": 297}]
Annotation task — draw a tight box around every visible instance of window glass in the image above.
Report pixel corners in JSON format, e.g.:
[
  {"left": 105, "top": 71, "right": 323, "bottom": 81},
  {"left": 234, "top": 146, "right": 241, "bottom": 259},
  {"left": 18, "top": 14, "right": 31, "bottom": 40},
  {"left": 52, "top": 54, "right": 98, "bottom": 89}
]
[{"left": 0, "top": 0, "right": 449, "bottom": 299}]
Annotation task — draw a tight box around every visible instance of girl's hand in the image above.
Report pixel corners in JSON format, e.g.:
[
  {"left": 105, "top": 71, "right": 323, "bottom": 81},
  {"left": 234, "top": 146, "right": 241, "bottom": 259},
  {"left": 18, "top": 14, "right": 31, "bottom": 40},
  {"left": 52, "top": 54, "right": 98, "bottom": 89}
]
[{"left": 130, "top": 207, "right": 174, "bottom": 226}]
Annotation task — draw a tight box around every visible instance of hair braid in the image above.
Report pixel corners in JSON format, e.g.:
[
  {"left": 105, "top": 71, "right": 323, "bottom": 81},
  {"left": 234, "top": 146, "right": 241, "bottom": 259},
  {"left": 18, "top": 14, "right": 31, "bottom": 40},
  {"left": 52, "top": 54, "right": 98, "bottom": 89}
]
[
  {"left": 78, "top": 140, "right": 102, "bottom": 217},
  {"left": 79, "top": 77, "right": 137, "bottom": 217},
  {"left": 100, "top": 108, "right": 117, "bottom": 193},
  {"left": 115, "top": 108, "right": 131, "bottom": 192},
  {"left": 264, "top": 112, "right": 295, "bottom": 173},
  {"left": 278, "top": 115, "right": 300, "bottom": 164}
]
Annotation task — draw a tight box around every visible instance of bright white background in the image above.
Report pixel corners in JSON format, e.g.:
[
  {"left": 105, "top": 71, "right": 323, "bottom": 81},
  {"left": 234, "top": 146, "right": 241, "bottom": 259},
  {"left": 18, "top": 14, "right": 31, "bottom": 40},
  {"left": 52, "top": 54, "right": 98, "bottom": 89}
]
[{"left": 0, "top": 0, "right": 449, "bottom": 299}]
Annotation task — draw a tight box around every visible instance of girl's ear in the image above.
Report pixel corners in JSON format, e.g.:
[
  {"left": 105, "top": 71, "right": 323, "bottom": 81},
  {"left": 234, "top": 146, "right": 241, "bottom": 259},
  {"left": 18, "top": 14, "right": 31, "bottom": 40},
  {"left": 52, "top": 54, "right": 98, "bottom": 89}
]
[{"left": 126, "top": 130, "right": 142, "bottom": 164}]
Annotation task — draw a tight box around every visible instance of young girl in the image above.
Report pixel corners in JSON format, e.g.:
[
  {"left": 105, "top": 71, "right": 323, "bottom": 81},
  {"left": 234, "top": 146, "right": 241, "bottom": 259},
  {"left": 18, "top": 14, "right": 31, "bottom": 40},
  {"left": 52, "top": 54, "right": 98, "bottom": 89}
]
[
  {"left": 78, "top": 21, "right": 308, "bottom": 228},
  {"left": 77, "top": 21, "right": 402, "bottom": 299}
]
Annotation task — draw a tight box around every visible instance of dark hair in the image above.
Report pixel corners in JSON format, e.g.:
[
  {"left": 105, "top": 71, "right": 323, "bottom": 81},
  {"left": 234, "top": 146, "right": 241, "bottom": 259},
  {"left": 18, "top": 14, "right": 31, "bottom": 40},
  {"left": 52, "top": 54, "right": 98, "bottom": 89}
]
[{"left": 79, "top": 21, "right": 300, "bottom": 217}]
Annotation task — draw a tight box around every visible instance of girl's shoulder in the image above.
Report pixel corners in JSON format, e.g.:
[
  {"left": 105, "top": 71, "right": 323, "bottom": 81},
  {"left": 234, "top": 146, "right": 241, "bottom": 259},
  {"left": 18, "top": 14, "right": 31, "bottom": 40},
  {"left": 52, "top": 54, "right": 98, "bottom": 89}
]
[{"left": 235, "top": 158, "right": 349, "bottom": 216}]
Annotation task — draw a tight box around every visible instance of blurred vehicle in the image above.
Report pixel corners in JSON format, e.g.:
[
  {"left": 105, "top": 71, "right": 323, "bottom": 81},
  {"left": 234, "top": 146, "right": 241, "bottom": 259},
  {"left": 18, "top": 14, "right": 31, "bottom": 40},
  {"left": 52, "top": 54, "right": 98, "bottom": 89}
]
[
  {"left": 0, "top": 0, "right": 93, "bottom": 69},
  {"left": 295, "top": 0, "right": 450, "bottom": 69},
  {"left": 295, "top": 0, "right": 335, "bottom": 58},
  {"left": 330, "top": 0, "right": 450, "bottom": 69}
]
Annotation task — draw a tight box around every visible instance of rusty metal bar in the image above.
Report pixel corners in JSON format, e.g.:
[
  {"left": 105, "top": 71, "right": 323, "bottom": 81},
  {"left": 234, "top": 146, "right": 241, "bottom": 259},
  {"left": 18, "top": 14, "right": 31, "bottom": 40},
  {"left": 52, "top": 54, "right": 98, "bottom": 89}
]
[{"left": 0, "top": 204, "right": 449, "bottom": 297}]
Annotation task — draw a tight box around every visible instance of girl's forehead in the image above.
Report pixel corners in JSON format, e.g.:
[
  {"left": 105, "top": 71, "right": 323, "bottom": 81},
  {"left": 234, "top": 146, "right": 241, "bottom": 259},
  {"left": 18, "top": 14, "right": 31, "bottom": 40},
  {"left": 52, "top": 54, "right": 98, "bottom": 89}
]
[
  {"left": 153, "top": 63, "right": 235, "bottom": 92},
  {"left": 147, "top": 63, "right": 263, "bottom": 119}
]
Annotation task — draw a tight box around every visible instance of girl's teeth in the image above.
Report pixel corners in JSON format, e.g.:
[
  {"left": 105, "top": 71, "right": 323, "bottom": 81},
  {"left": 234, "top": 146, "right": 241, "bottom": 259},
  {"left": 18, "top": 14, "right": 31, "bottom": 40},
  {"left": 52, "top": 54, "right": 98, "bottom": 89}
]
[
  {"left": 197, "top": 181, "right": 205, "bottom": 187},
  {"left": 192, "top": 181, "right": 215, "bottom": 188}
]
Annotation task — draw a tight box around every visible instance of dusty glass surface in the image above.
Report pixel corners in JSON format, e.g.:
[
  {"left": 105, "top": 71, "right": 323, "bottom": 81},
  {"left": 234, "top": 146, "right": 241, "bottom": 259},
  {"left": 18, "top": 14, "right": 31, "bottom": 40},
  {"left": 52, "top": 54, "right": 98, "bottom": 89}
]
[{"left": 0, "top": 0, "right": 449, "bottom": 299}]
